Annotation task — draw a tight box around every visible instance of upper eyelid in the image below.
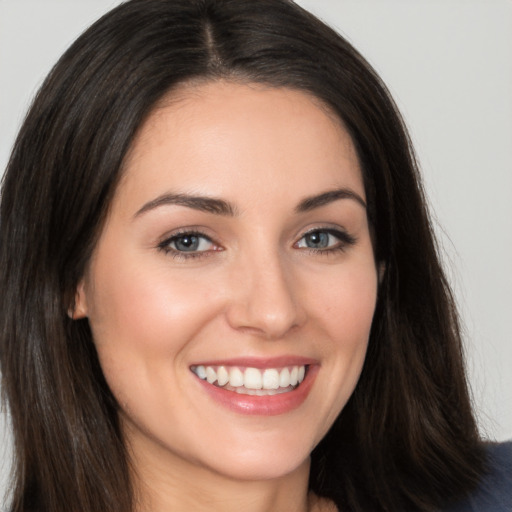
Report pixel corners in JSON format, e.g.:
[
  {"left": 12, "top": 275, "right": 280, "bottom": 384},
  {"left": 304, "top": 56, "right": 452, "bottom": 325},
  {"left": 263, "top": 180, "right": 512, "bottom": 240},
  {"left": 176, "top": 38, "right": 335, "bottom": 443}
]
[
  {"left": 300, "top": 226, "right": 343, "bottom": 236},
  {"left": 167, "top": 230, "right": 212, "bottom": 240},
  {"left": 159, "top": 228, "right": 215, "bottom": 243},
  {"left": 296, "top": 225, "right": 353, "bottom": 241},
  {"left": 157, "top": 230, "right": 218, "bottom": 252},
  {"left": 297, "top": 228, "right": 358, "bottom": 253}
]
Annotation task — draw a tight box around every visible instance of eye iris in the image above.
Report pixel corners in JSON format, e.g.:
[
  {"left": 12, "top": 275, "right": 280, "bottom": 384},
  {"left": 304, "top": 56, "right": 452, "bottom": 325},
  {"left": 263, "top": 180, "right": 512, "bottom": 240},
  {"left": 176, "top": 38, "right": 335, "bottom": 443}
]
[
  {"left": 306, "top": 231, "right": 329, "bottom": 248},
  {"left": 174, "top": 235, "right": 199, "bottom": 251}
]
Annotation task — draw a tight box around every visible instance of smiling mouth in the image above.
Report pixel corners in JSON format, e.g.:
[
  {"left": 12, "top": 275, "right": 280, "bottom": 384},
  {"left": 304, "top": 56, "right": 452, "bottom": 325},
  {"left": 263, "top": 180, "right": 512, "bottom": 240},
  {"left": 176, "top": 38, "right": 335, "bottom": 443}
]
[{"left": 190, "top": 365, "right": 307, "bottom": 396}]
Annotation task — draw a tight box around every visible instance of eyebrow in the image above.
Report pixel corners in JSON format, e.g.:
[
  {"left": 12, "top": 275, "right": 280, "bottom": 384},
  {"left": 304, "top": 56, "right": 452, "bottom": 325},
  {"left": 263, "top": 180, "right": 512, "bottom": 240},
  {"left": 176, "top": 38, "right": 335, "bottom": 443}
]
[
  {"left": 295, "top": 188, "right": 366, "bottom": 212},
  {"left": 134, "top": 193, "right": 237, "bottom": 218},
  {"left": 134, "top": 187, "right": 365, "bottom": 219}
]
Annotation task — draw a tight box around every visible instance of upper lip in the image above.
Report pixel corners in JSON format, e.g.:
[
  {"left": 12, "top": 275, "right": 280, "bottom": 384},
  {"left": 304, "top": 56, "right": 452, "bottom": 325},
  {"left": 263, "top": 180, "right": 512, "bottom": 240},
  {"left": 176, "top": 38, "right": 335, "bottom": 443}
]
[{"left": 190, "top": 355, "right": 318, "bottom": 369}]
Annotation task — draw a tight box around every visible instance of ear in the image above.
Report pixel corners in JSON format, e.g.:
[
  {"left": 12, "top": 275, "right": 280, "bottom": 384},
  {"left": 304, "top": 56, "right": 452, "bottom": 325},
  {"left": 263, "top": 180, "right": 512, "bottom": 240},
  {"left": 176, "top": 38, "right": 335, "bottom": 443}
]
[{"left": 69, "top": 279, "right": 89, "bottom": 319}]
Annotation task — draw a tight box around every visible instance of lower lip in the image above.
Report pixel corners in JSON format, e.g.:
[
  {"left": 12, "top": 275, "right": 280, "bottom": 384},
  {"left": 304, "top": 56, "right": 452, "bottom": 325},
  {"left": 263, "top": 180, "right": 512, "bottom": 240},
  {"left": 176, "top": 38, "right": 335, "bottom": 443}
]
[{"left": 195, "top": 366, "right": 318, "bottom": 416}]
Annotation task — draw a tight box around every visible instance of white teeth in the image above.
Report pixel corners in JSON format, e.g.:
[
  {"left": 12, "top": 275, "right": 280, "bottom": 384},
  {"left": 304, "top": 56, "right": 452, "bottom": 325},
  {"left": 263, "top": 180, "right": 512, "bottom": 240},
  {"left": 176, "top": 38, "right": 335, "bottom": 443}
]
[
  {"left": 195, "top": 365, "right": 207, "bottom": 380},
  {"left": 192, "top": 364, "right": 307, "bottom": 392},
  {"left": 244, "top": 367, "right": 263, "bottom": 389},
  {"left": 206, "top": 366, "right": 217, "bottom": 384},
  {"left": 290, "top": 366, "right": 298, "bottom": 386},
  {"left": 279, "top": 367, "right": 290, "bottom": 388},
  {"left": 217, "top": 366, "right": 229, "bottom": 386},
  {"left": 229, "top": 367, "right": 244, "bottom": 387},
  {"left": 262, "top": 369, "right": 280, "bottom": 390}
]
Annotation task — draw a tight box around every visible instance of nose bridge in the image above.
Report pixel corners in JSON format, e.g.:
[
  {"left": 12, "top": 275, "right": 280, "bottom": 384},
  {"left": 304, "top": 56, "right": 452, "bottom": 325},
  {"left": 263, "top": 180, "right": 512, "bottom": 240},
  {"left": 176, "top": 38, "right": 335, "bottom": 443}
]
[{"left": 226, "top": 246, "right": 302, "bottom": 339}]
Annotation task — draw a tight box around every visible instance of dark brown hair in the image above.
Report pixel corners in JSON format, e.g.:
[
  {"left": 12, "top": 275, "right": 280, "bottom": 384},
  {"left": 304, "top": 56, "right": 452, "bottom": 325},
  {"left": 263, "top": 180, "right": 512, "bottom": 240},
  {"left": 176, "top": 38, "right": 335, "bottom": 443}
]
[{"left": 0, "top": 1, "right": 484, "bottom": 511}]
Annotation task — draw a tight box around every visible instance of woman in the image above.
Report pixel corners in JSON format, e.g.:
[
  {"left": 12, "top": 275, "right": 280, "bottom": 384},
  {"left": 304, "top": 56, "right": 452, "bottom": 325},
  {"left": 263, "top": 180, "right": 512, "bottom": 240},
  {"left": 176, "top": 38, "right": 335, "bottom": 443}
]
[{"left": 0, "top": 1, "right": 509, "bottom": 511}]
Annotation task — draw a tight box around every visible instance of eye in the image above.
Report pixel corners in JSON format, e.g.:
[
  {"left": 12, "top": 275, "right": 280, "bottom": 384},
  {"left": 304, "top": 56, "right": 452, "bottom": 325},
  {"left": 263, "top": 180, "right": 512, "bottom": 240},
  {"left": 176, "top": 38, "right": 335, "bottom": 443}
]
[
  {"left": 298, "top": 231, "right": 332, "bottom": 249},
  {"left": 158, "top": 231, "right": 218, "bottom": 257},
  {"left": 170, "top": 234, "right": 212, "bottom": 252},
  {"left": 295, "top": 228, "right": 356, "bottom": 252}
]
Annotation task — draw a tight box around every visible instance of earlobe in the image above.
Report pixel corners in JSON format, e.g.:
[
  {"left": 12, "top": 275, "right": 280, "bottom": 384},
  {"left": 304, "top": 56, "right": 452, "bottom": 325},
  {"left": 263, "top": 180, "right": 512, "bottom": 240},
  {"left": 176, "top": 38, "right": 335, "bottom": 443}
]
[{"left": 69, "top": 279, "right": 88, "bottom": 319}]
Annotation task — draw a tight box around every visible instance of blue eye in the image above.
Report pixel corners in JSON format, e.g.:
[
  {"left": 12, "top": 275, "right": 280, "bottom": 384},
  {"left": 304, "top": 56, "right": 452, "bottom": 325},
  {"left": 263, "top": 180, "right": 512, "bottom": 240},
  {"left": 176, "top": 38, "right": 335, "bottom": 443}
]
[
  {"left": 296, "top": 229, "right": 356, "bottom": 252},
  {"left": 159, "top": 232, "right": 216, "bottom": 256},
  {"left": 301, "top": 231, "right": 331, "bottom": 249}
]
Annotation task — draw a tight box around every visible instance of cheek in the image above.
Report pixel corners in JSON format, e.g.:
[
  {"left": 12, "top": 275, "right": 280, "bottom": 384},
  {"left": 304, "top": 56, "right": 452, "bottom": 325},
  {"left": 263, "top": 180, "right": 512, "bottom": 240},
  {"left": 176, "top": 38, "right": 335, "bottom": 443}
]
[
  {"left": 84, "top": 252, "right": 228, "bottom": 413},
  {"left": 85, "top": 256, "right": 224, "bottom": 411},
  {"left": 87, "top": 254, "right": 219, "bottom": 353},
  {"left": 310, "top": 256, "right": 377, "bottom": 373},
  {"left": 309, "top": 259, "right": 378, "bottom": 341},
  {"left": 291, "top": 257, "right": 377, "bottom": 443}
]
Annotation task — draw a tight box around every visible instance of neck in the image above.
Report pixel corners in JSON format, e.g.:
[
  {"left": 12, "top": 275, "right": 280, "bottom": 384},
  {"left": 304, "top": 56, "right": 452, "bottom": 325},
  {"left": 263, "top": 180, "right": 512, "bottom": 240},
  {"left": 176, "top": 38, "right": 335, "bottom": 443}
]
[
  {"left": 136, "top": 465, "right": 312, "bottom": 512},
  {"left": 128, "top": 433, "right": 320, "bottom": 512}
]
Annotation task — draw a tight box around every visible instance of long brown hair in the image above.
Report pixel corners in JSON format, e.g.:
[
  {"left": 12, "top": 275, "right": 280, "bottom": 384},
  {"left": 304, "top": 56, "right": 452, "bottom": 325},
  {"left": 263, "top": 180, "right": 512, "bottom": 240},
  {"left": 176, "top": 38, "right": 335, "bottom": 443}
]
[{"left": 0, "top": 1, "right": 484, "bottom": 511}]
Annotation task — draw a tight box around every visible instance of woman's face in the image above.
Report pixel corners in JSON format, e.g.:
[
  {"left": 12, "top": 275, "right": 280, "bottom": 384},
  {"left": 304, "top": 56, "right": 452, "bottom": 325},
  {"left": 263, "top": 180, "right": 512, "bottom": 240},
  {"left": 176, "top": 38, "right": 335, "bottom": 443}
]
[{"left": 75, "top": 81, "right": 378, "bottom": 482}]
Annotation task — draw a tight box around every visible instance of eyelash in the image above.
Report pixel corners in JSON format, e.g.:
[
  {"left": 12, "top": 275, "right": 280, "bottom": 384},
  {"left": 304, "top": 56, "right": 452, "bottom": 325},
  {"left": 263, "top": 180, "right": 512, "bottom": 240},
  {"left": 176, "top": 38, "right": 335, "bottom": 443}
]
[
  {"left": 157, "top": 227, "right": 356, "bottom": 260},
  {"left": 157, "top": 230, "right": 218, "bottom": 260},
  {"left": 296, "top": 228, "right": 357, "bottom": 255}
]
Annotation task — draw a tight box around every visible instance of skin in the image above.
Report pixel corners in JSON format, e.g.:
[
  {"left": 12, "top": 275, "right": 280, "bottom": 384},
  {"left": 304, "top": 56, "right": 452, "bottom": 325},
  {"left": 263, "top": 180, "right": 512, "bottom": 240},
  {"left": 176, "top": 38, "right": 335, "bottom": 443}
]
[{"left": 75, "top": 81, "right": 378, "bottom": 512}]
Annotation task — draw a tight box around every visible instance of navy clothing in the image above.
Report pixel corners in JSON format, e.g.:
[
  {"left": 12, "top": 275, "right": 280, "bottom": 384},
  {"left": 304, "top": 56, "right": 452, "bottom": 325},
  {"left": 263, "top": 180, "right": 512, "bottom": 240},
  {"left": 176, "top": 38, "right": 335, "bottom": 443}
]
[{"left": 444, "top": 441, "right": 512, "bottom": 511}]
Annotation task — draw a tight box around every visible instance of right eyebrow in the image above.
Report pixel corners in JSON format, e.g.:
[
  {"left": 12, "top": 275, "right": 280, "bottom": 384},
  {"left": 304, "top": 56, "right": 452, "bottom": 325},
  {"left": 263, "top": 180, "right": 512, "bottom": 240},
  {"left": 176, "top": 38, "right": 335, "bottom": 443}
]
[
  {"left": 133, "top": 193, "right": 237, "bottom": 218},
  {"left": 295, "top": 188, "right": 366, "bottom": 213}
]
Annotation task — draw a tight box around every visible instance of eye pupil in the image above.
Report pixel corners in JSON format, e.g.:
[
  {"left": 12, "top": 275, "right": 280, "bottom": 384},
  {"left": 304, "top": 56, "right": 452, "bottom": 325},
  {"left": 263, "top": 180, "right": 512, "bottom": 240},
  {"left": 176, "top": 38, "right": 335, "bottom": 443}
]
[
  {"left": 175, "top": 235, "right": 199, "bottom": 251},
  {"left": 306, "top": 231, "right": 329, "bottom": 248}
]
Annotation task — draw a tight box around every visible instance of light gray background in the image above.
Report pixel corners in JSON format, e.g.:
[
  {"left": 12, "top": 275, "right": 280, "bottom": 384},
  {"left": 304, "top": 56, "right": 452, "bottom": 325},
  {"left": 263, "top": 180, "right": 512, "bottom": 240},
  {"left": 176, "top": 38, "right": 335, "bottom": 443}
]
[{"left": 1, "top": 0, "right": 511, "bottom": 504}]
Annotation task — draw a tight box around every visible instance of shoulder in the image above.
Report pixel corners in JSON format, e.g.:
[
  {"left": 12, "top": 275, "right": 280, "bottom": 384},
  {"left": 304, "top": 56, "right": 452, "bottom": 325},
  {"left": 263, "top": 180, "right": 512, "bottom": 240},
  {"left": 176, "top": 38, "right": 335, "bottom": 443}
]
[{"left": 443, "top": 441, "right": 512, "bottom": 512}]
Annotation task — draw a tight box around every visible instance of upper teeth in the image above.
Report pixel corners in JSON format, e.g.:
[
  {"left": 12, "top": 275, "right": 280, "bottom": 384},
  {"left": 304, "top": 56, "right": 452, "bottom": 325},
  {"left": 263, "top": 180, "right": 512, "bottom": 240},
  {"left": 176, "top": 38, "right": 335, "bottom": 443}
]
[{"left": 191, "top": 365, "right": 306, "bottom": 390}]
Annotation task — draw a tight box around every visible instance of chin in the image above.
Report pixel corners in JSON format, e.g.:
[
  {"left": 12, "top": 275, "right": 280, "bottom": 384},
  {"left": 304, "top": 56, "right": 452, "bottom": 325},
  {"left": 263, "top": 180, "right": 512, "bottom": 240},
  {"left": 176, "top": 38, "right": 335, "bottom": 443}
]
[
  {"left": 189, "top": 430, "right": 315, "bottom": 482},
  {"left": 204, "top": 451, "right": 310, "bottom": 482}
]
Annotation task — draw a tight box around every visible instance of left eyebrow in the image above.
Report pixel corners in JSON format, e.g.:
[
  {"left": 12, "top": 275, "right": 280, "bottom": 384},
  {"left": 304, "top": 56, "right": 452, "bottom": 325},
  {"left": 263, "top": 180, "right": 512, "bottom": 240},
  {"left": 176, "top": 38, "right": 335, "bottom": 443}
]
[
  {"left": 295, "top": 188, "right": 366, "bottom": 213},
  {"left": 133, "top": 193, "right": 237, "bottom": 218}
]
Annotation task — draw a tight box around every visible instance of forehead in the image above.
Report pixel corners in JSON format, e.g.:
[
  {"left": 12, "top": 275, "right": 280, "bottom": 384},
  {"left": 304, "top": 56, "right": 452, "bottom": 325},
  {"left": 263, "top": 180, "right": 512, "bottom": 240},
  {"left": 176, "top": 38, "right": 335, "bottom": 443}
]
[{"left": 117, "top": 80, "right": 363, "bottom": 211}]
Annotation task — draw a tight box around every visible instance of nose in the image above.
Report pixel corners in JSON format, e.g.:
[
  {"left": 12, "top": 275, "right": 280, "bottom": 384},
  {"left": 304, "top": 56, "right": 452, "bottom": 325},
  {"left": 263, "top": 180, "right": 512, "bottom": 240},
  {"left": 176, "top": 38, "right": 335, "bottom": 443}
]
[{"left": 225, "top": 252, "right": 305, "bottom": 340}]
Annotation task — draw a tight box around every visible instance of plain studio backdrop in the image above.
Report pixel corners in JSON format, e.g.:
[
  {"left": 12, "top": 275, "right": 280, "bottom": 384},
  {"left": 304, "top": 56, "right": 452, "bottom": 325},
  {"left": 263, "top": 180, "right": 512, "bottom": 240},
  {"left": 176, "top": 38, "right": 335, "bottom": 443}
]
[{"left": 0, "top": 0, "right": 511, "bottom": 503}]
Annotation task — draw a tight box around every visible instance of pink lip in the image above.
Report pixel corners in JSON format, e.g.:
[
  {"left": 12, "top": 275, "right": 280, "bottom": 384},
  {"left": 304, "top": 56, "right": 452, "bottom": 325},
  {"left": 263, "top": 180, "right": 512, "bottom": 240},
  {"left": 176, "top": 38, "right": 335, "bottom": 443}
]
[
  {"left": 191, "top": 355, "right": 318, "bottom": 369},
  {"left": 192, "top": 358, "right": 319, "bottom": 416}
]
